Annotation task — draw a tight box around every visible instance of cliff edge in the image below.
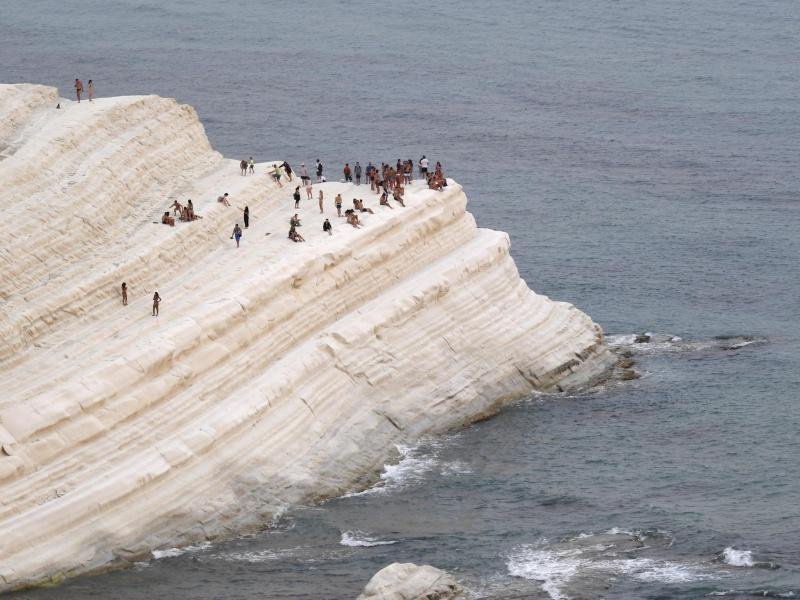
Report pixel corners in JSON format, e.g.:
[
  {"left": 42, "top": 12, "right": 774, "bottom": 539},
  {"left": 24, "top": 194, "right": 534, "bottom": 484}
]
[{"left": 0, "top": 83, "right": 615, "bottom": 590}]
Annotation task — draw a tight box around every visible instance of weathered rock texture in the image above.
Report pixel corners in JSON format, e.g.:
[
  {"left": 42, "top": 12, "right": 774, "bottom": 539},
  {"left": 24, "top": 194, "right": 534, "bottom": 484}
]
[
  {"left": 358, "top": 563, "right": 462, "bottom": 600},
  {"left": 0, "top": 83, "right": 615, "bottom": 590}
]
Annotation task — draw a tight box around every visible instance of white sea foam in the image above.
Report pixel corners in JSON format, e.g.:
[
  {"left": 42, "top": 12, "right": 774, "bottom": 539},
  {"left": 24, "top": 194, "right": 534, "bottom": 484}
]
[
  {"left": 507, "top": 544, "right": 585, "bottom": 600},
  {"left": 722, "top": 547, "right": 755, "bottom": 567},
  {"left": 507, "top": 538, "right": 707, "bottom": 599},
  {"left": 340, "top": 530, "right": 397, "bottom": 547},
  {"left": 151, "top": 541, "right": 211, "bottom": 560}
]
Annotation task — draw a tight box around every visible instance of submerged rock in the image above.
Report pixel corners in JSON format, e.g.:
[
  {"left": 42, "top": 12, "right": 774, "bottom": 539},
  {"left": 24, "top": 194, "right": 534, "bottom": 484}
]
[
  {"left": 634, "top": 334, "right": 651, "bottom": 343},
  {"left": 620, "top": 369, "right": 640, "bottom": 380},
  {"left": 358, "top": 563, "right": 462, "bottom": 600}
]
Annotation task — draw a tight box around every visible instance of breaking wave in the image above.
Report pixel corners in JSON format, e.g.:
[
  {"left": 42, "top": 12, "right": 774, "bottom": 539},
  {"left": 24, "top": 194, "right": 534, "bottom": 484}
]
[{"left": 340, "top": 530, "right": 397, "bottom": 547}]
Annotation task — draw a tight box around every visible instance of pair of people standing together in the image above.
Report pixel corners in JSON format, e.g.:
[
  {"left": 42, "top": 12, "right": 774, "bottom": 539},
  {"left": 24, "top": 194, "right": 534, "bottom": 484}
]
[{"left": 74, "top": 78, "right": 94, "bottom": 102}]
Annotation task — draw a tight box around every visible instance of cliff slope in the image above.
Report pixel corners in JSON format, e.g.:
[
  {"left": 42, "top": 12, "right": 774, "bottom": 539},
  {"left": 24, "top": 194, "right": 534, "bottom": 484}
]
[{"left": 0, "top": 84, "right": 614, "bottom": 590}]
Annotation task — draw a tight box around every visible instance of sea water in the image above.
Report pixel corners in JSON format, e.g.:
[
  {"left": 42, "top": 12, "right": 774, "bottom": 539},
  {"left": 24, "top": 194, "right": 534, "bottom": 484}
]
[{"left": 2, "top": 1, "right": 798, "bottom": 598}]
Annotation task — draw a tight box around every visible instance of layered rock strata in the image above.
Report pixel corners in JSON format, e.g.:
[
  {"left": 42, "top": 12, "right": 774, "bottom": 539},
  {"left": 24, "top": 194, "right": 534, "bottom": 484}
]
[{"left": 0, "top": 84, "right": 615, "bottom": 590}]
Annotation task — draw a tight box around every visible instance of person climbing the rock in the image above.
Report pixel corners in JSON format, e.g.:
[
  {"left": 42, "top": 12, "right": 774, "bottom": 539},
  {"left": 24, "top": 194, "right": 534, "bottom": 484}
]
[
  {"left": 240, "top": 159, "right": 248, "bottom": 176},
  {"left": 318, "top": 189, "right": 324, "bottom": 213},
  {"left": 354, "top": 161, "right": 362, "bottom": 185},
  {"left": 231, "top": 223, "right": 242, "bottom": 247},
  {"left": 121, "top": 282, "right": 128, "bottom": 306},
  {"left": 335, "top": 193, "right": 343, "bottom": 217},
  {"left": 152, "top": 291, "right": 161, "bottom": 316},
  {"left": 243, "top": 205, "right": 249, "bottom": 228},
  {"left": 316, "top": 159, "right": 324, "bottom": 183},
  {"left": 74, "top": 78, "right": 83, "bottom": 102},
  {"left": 290, "top": 213, "right": 301, "bottom": 228},
  {"left": 170, "top": 199, "right": 182, "bottom": 216},
  {"left": 248, "top": 157, "right": 255, "bottom": 174},
  {"left": 282, "top": 161, "right": 293, "bottom": 181},
  {"left": 323, "top": 218, "right": 332, "bottom": 236},
  {"left": 293, "top": 185, "right": 301, "bottom": 208},
  {"left": 87, "top": 79, "right": 94, "bottom": 102},
  {"left": 217, "top": 192, "right": 230, "bottom": 206},
  {"left": 343, "top": 163, "right": 352, "bottom": 182},
  {"left": 272, "top": 163, "right": 283, "bottom": 187}
]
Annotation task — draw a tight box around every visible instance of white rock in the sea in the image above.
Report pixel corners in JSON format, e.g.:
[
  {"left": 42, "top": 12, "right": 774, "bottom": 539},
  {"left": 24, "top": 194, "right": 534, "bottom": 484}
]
[
  {"left": 0, "top": 83, "right": 615, "bottom": 591},
  {"left": 358, "top": 563, "right": 462, "bottom": 600}
]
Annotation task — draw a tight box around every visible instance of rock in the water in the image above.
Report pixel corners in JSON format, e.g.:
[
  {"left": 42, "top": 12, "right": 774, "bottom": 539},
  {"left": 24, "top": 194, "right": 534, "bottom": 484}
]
[
  {"left": 634, "top": 334, "right": 651, "bottom": 343},
  {"left": 617, "top": 358, "right": 635, "bottom": 369},
  {"left": 358, "top": 563, "right": 462, "bottom": 600},
  {"left": 620, "top": 369, "right": 640, "bottom": 380}
]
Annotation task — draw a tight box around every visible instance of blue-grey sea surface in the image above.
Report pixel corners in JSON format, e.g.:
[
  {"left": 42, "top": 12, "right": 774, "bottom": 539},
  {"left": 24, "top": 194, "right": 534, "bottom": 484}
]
[{"left": 1, "top": 1, "right": 798, "bottom": 598}]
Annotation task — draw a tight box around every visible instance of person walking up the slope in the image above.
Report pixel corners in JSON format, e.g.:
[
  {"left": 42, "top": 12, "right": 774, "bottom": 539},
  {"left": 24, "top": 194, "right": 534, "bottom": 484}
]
[
  {"left": 354, "top": 161, "right": 362, "bottom": 185},
  {"left": 316, "top": 159, "right": 324, "bottom": 183},
  {"left": 243, "top": 205, "right": 249, "bottom": 228},
  {"left": 152, "top": 291, "right": 161, "bottom": 316},
  {"left": 74, "top": 78, "right": 83, "bottom": 102},
  {"left": 293, "top": 186, "right": 301, "bottom": 208},
  {"left": 271, "top": 163, "right": 283, "bottom": 187},
  {"left": 231, "top": 223, "right": 243, "bottom": 247},
  {"left": 121, "top": 282, "right": 128, "bottom": 306},
  {"left": 282, "top": 161, "right": 293, "bottom": 181},
  {"left": 248, "top": 157, "right": 255, "bottom": 174},
  {"left": 343, "top": 163, "right": 352, "bottom": 183},
  {"left": 240, "top": 159, "right": 248, "bottom": 176}
]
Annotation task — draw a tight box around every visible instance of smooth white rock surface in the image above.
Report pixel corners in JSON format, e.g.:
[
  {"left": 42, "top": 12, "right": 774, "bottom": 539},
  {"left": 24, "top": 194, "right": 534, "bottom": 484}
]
[
  {"left": 0, "top": 84, "right": 615, "bottom": 591},
  {"left": 358, "top": 563, "right": 462, "bottom": 600}
]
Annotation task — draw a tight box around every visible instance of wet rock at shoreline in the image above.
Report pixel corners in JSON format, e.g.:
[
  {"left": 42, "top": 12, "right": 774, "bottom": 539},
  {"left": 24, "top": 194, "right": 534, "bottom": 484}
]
[{"left": 358, "top": 563, "right": 462, "bottom": 600}]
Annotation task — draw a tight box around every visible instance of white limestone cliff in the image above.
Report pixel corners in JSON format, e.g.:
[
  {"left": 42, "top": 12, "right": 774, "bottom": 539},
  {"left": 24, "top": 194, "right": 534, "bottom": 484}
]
[{"left": 0, "top": 83, "right": 615, "bottom": 591}]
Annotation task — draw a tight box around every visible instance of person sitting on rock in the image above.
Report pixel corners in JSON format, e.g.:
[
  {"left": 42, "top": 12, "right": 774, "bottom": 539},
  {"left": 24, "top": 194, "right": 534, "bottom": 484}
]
[
  {"left": 290, "top": 213, "right": 302, "bottom": 228},
  {"left": 217, "top": 193, "right": 230, "bottom": 206},
  {"left": 288, "top": 224, "right": 305, "bottom": 242},
  {"left": 344, "top": 209, "right": 361, "bottom": 228},
  {"left": 180, "top": 206, "right": 190, "bottom": 221},
  {"left": 162, "top": 211, "right": 175, "bottom": 226},
  {"left": 392, "top": 190, "right": 406, "bottom": 207},
  {"left": 323, "top": 218, "right": 332, "bottom": 236},
  {"left": 354, "top": 198, "right": 374, "bottom": 213},
  {"left": 379, "top": 191, "right": 393, "bottom": 209}
]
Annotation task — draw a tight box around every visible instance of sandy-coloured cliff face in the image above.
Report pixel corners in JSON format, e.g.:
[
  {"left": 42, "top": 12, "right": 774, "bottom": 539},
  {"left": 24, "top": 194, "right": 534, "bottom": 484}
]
[{"left": 0, "top": 83, "right": 615, "bottom": 591}]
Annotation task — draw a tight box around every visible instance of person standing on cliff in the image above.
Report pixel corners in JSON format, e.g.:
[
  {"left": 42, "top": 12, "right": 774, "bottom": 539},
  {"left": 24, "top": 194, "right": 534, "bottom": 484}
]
[
  {"left": 243, "top": 205, "right": 249, "bottom": 228},
  {"left": 343, "top": 163, "right": 352, "bottom": 183},
  {"left": 152, "top": 291, "right": 161, "bottom": 316},
  {"left": 248, "top": 157, "right": 255, "bottom": 174},
  {"left": 231, "top": 223, "right": 242, "bottom": 247},
  {"left": 87, "top": 80, "right": 94, "bottom": 102},
  {"left": 419, "top": 155, "right": 429, "bottom": 178},
  {"left": 74, "top": 78, "right": 83, "bottom": 102},
  {"left": 354, "top": 162, "right": 362, "bottom": 185},
  {"left": 335, "top": 193, "right": 343, "bottom": 217},
  {"left": 318, "top": 189, "right": 324, "bottom": 213},
  {"left": 299, "top": 163, "right": 310, "bottom": 185},
  {"left": 293, "top": 186, "right": 301, "bottom": 208},
  {"left": 121, "top": 282, "right": 128, "bottom": 306},
  {"left": 323, "top": 218, "right": 332, "bottom": 236},
  {"left": 240, "top": 159, "right": 247, "bottom": 176},
  {"left": 316, "top": 159, "right": 324, "bottom": 183}
]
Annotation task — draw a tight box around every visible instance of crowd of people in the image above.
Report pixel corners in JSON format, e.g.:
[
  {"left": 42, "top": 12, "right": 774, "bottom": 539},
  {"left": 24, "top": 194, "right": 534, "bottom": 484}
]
[{"left": 138, "top": 155, "right": 446, "bottom": 312}]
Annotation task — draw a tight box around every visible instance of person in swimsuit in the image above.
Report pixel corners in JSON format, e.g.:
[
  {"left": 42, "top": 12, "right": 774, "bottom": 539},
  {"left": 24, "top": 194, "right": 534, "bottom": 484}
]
[
  {"left": 162, "top": 211, "right": 175, "bottom": 226},
  {"left": 243, "top": 205, "right": 249, "bottom": 228},
  {"left": 74, "top": 78, "right": 83, "bottom": 102},
  {"left": 248, "top": 157, "right": 255, "bottom": 174},
  {"left": 240, "top": 159, "right": 248, "bottom": 176},
  {"left": 335, "top": 193, "right": 343, "bottom": 217},
  {"left": 231, "top": 223, "right": 242, "bottom": 247},
  {"left": 305, "top": 182, "right": 313, "bottom": 200},
  {"left": 121, "top": 282, "right": 128, "bottom": 306},
  {"left": 343, "top": 163, "right": 352, "bottom": 182},
  {"left": 171, "top": 200, "right": 182, "bottom": 216},
  {"left": 87, "top": 80, "right": 94, "bottom": 101},
  {"left": 316, "top": 159, "right": 324, "bottom": 182},
  {"left": 272, "top": 164, "right": 283, "bottom": 187},
  {"left": 299, "top": 163, "right": 310, "bottom": 184},
  {"left": 354, "top": 162, "right": 362, "bottom": 185},
  {"left": 217, "top": 193, "right": 230, "bottom": 206},
  {"left": 152, "top": 291, "right": 161, "bottom": 316},
  {"left": 293, "top": 186, "right": 301, "bottom": 208},
  {"left": 318, "top": 189, "right": 324, "bottom": 213},
  {"left": 380, "top": 191, "right": 393, "bottom": 209}
]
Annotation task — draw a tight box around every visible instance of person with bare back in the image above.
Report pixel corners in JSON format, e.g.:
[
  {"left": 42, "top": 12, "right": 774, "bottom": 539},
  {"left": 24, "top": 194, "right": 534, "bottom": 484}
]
[
  {"left": 87, "top": 80, "right": 94, "bottom": 101},
  {"left": 121, "top": 282, "right": 128, "bottom": 306},
  {"left": 152, "top": 291, "right": 161, "bottom": 316},
  {"left": 74, "top": 78, "right": 83, "bottom": 102},
  {"left": 318, "top": 189, "right": 324, "bottom": 213}
]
